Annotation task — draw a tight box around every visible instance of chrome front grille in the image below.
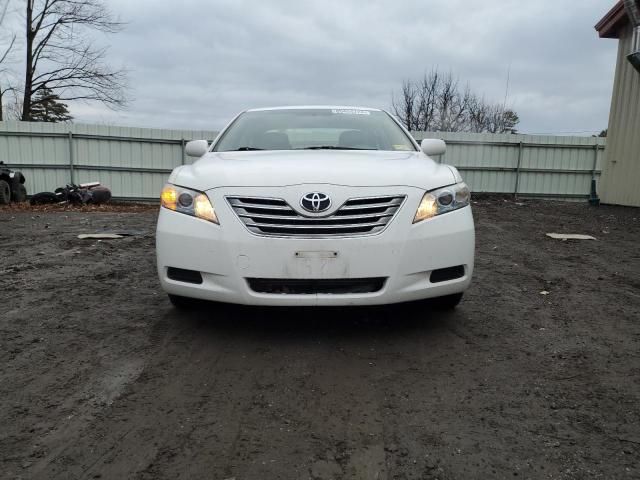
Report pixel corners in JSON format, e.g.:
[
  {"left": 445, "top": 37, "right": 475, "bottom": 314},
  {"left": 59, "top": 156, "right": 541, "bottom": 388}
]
[{"left": 226, "top": 195, "right": 406, "bottom": 237}]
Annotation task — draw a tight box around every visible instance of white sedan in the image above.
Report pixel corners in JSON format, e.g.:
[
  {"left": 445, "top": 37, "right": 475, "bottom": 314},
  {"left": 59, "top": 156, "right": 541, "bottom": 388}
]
[{"left": 156, "top": 106, "right": 474, "bottom": 308}]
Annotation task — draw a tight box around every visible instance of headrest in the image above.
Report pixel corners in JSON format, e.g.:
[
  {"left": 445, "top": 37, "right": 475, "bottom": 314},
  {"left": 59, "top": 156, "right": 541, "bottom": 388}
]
[{"left": 256, "top": 131, "right": 291, "bottom": 150}]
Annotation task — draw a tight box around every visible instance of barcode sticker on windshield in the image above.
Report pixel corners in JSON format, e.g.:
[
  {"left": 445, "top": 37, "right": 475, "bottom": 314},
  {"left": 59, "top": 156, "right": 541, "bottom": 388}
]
[{"left": 331, "top": 109, "right": 371, "bottom": 115}]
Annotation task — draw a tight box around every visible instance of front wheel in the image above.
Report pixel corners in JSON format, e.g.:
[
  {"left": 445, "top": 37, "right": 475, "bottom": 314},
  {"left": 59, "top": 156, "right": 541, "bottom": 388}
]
[
  {"left": 12, "top": 184, "right": 27, "bottom": 203},
  {"left": 168, "top": 294, "right": 200, "bottom": 310},
  {"left": 429, "top": 293, "right": 464, "bottom": 310},
  {"left": 0, "top": 180, "right": 10, "bottom": 205}
]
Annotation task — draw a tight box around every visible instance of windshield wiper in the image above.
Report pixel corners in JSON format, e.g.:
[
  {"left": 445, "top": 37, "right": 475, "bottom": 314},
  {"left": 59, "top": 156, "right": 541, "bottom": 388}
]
[
  {"left": 231, "top": 147, "right": 264, "bottom": 151},
  {"left": 299, "top": 146, "right": 375, "bottom": 151}
]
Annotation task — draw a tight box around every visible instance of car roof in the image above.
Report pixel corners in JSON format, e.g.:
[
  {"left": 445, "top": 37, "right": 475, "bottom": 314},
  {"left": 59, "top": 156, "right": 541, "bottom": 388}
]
[{"left": 245, "top": 106, "right": 383, "bottom": 112}]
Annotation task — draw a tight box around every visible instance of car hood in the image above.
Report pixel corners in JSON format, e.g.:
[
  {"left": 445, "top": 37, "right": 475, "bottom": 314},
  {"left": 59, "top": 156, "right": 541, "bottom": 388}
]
[{"left": 169, "top": 150, "right": 456, "bottom": 191}]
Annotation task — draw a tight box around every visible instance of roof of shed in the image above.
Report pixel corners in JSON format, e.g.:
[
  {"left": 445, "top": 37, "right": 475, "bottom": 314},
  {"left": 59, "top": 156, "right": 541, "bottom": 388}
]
[{"left": 595, "top": 1, "right": 629, "bottom": 38}]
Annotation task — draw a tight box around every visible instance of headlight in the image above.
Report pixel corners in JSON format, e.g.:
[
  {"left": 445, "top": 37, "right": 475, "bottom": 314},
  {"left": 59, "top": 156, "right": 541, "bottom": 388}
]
[
  {"left": 161, "top": 184, "right": 219, "bottom": 224},
  {"left": 413, "top": 182, "right": 470, "bottom": 223}
]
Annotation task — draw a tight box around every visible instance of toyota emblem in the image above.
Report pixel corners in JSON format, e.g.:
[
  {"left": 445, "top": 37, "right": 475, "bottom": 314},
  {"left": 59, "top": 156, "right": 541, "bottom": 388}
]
[{"left": 300, "top": 192, "right": 331, "bottom": 213}]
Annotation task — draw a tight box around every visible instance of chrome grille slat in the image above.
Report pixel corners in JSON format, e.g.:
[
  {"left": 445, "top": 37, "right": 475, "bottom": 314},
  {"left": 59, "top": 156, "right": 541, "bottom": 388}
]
[
  {"left": 227, "top": 195, "right": 406, "bottom": 238},
  {"left": 237, "top": 212, "right": 394, "bottom": 221},
  {"left": 339, "top": 201, "right": 403, "bottom": 210},
  {"left": 245, "top": 221, "right": 386, "bottom": 230},
  {"left": 228, "top": 201, "right": 291, "bottom": 211},
  {"left": 240, "top": 205, "right": 292, "bottom": 211}
]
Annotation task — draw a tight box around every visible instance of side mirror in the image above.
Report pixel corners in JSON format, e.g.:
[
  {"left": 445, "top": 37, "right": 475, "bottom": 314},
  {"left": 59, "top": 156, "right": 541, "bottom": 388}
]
[
  {"left": 185, "top": 140, "right": 209, "bottom": 157},
  {"left": 421, "top": 139, "right": 446, "bottom": 157}
]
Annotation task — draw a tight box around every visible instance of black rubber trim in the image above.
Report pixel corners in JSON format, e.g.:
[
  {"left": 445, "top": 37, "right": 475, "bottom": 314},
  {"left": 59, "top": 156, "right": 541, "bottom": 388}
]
[{"left": 247, "top": 277, "right": 386, "bottom": 295}]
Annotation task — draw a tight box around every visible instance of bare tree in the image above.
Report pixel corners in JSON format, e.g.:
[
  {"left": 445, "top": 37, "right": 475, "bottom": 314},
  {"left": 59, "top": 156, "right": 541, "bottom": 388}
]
[
  {"left": 21, "top": 0, "right": 128, "bottom": 121},
  {"left": 418, "top": 72, "right": 437, "bottom": 130},
  {"left": 0, "top": 1, "right": 15, "bottom": 65},
  {"left": 0, "top": 0, "right": 17, "bottom": 121},
  {"left": 392, "top": 69, "right": 520, "bottom": 134},
  {"left": 391, "top": 79, "right": 418, "bottom": 132},
  {"left": 0, "top": 84, "right": 15, "bottom": 120}
]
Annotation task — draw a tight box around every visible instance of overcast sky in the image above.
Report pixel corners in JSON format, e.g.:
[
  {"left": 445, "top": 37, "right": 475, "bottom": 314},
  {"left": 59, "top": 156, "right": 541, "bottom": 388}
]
[{"left": 9, "top": 0, "right": 622, "bottom": 134}]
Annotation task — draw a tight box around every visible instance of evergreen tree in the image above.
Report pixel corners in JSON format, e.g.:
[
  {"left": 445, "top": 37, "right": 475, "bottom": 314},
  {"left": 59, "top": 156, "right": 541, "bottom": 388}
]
[{"left": 30, "top": 88, "right": 73, "bottom": 122}]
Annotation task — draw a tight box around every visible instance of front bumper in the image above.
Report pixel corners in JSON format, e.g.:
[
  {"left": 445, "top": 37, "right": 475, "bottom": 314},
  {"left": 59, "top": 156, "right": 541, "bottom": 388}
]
[{"left": 156, "top": 186, "right": 475, "bottom": 306}]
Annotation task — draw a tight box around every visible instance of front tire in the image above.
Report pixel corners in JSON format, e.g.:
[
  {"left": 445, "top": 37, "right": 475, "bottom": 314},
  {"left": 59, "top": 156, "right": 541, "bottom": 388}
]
[
  {"left": 0, "top": 180, "right": 10, "bottom": 205},
  {"left": 168, "top": 294, "right": 200, "bottom": 310},
  {"left": 12, "top": 184, "right": 27, "bottom": 203},
  {"left": 430, "top": 293, "right": 464, "bottom": 310}
]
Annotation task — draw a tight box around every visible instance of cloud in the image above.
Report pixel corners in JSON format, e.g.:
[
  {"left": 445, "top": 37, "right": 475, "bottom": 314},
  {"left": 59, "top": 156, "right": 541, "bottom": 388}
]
[{"left": 53, "top": 0, "right": 619, "bottom": 134}]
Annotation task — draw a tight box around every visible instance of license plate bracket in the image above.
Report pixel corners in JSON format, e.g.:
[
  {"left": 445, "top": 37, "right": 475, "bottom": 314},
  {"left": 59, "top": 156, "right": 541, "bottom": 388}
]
[{"left": 289, "top": 251, "right": 345, "bottom": 278}]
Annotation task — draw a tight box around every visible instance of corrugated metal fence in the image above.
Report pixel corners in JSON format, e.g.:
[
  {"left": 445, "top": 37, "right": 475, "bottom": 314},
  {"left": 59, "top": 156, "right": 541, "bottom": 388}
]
[
  {"left": 0, "top": 121, "right": 605, "bottom": 201},
  {"left": 415, "top": 132, "right": 605, "bottom": 200}
]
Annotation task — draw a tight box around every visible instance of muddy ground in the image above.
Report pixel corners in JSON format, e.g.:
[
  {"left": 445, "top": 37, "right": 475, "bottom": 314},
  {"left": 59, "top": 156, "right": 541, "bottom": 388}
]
[{"left": 1, "top": 199, "right": 639, "bottom": 480}]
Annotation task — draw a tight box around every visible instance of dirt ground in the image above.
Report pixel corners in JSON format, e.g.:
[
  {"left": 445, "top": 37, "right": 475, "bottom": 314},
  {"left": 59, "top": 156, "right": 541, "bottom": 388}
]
[{"left": 1, "top": 198, "right": 639, "bottom": 480}]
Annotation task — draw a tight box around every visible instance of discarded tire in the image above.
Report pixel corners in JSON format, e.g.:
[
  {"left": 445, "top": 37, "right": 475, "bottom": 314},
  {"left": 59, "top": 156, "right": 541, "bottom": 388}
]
[
  {"left": 89, "top": 186, "right": 112, "bottom": 204},
  {"left": 30, "top": 191, "right": 59, "bottom": 205},
  {"left": 0, "top": 179, "right": 10, "bottom": 205}
]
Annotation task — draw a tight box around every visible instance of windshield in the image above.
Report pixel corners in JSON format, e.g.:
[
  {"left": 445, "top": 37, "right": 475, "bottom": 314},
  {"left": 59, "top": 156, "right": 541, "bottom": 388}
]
[{"left": 213, "top": 108, "right": 417, "bottom": 152}]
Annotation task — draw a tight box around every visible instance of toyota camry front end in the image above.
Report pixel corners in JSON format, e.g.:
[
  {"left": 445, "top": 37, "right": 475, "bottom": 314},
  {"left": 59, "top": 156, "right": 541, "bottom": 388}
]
[{"left": 156, "top": 106, "right": 475, "bottom": 308}]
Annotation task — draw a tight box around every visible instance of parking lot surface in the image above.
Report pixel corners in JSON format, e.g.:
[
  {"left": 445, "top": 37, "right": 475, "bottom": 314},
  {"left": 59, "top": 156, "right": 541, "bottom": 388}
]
[{"left": 1, "top": 199, "right": 639, "bottom": 479}]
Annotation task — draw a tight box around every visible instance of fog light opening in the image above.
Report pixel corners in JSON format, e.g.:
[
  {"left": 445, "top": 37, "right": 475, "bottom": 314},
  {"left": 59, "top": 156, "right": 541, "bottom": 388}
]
[
  {"left": 430, "top": 265, "right": 465, "bottom": 283},
  {"left": 167, "top": 267, "right": 203, "bottom": 284}
]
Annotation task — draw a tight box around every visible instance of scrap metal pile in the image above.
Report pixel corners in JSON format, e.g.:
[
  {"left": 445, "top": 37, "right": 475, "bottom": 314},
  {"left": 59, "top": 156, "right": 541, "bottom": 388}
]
[{"left": 30, "top": 182, "right": 112, "bottom": 206}]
